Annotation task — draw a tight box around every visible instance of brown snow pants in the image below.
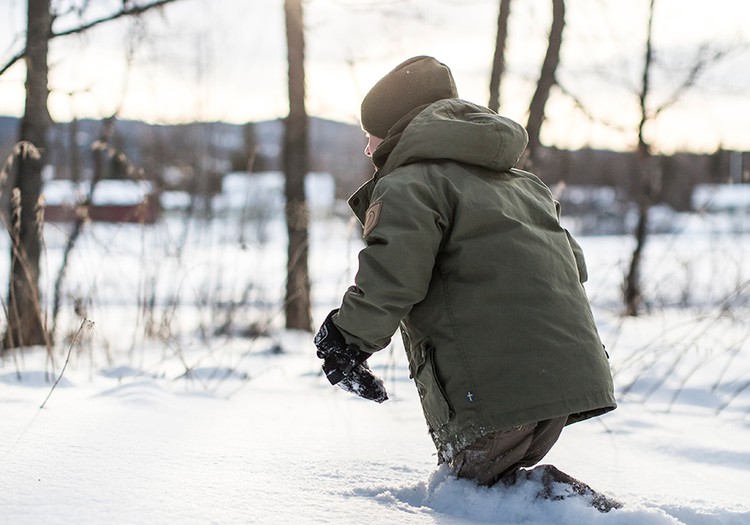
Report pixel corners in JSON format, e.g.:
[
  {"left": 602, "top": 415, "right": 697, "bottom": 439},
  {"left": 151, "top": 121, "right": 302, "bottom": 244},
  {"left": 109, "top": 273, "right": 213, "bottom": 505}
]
[{"left": 448, "top": 416, "right": 568, "bottom": 487}]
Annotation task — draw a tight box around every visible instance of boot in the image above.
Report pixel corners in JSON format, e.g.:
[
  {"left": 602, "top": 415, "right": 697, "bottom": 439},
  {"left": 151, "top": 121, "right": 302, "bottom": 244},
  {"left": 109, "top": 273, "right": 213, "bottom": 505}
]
[{"left": 524, "top": 464, "right": 623, "bottom": 513}]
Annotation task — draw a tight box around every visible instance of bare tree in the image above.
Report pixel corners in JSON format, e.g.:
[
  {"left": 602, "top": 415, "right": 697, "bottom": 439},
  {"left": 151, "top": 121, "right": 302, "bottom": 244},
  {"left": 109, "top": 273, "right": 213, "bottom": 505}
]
[
  {"left": 524, "top": 0, "right": 565, "bottom": 167},
  {"left": 1, "top": 0, "right": 181, "bottom": 351},
  {"left": 621, "top": 0, "right": 735, "bottom": 316},
  {"left": 283, "top": 0, "right": 312, "bottom": 332},
  {"left": 3, "top": 0, "right": 52, "bottom": 350},
  {"left": 623, "top": 0, "right": 658, "bottom": 317},
  {"left": 488, "top": 0, "right": 512, "bottom": 113}
]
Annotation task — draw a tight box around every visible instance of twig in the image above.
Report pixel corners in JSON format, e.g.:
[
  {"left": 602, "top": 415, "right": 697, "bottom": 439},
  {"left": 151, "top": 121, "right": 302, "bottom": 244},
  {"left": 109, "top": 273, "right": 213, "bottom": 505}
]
[
  {"left": 39, "top": 319, "right": 93, "bottom": 409},
  {"left": 0, "top": 0, "right": 181, "bottom": 77},
  {"left": 51, "top": 0, "right": 179, "bottom": 39},
  {"left": 716, "top": 378, "right": 750, "bottom": 415}
]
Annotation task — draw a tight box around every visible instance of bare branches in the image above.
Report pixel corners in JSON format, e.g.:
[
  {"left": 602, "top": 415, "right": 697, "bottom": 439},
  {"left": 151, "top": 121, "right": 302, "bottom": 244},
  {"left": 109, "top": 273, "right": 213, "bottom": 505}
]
[
  {"left": 554, "top": 81, "right": 632, "bottom": 134},
  {"left": 559, "top": 42, "right": 740, "bottom": 137},
  {"left": 652, "top": 43, "right": 739, "bottom": 119},
  {"left": 0, "top": 0, "right": 180, "bottom": 77},
  {"left": 51, "top": 0, "right": 179, "bottom": 39},
  {"left": 0, "top": 50, "right": 25, "bottom": 77}
]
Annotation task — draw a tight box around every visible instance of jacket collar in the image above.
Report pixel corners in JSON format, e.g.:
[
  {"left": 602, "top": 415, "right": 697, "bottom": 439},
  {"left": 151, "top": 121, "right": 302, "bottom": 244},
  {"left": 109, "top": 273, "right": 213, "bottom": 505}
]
[
  {"left": 347, "top": 177, "right": 376, "bottom": 224},
  {"left": 348, "top": 104, "right": 431, "bottom": 223}
]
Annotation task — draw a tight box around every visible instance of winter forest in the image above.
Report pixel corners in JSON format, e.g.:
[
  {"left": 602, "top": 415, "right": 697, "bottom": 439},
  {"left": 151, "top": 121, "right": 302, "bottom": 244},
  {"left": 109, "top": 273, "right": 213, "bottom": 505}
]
[{"left": 1, "top": 1, "right": 750, "bottom": 524}]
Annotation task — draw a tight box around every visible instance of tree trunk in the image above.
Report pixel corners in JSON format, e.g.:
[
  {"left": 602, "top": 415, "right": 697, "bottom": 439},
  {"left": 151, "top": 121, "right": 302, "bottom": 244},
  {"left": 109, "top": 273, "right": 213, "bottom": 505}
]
[
  {"left": 623, "top": 202, "right": 649, "bottom": 316},
  {"left": 283, "top": 0, "right": 312, "bottom": 332},
  {"left": 623, "top": 0, "right": 657, "bottom": 317},
  {"left": 524, "top": 0, "right": 565, "bottom": 167},
  {"left": 3, "top": 0, "right": 52, "bottom": 350},
  {"left": 2, "top": 0, "right": 185, "bottom": 351},
  {"left": 488, "top": 0, "right": 512, "bottom": 113}
]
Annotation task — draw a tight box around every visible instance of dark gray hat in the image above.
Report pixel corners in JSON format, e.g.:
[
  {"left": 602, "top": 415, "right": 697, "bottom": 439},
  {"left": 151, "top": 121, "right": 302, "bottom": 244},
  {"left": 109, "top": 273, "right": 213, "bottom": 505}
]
[{"left": 360, "top": 56, "right": 458, "bottom": 138}]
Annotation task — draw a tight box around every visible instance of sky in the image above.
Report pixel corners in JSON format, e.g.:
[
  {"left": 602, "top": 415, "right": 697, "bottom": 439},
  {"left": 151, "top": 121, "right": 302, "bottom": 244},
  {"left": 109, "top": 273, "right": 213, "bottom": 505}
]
[{"left": 1, "top": 0, "right": 749, "bottom": 154}]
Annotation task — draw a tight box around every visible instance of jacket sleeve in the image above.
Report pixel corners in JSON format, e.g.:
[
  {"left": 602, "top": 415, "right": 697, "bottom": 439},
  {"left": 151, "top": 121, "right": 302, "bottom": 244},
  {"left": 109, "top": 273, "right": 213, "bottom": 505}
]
[{"left": 333, "top": 165, "right": 448, "bottom": 353}]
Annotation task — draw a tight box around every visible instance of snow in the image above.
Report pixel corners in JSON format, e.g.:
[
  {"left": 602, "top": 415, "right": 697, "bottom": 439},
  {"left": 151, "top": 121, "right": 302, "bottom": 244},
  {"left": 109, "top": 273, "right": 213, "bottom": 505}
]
[
  {"left": 693, "top": 184, "right": 750, "bottom": 213},
  {"left": 2, "top": 209, "right": 750, "bottom": 524},
  {"left": 42, "top": 179, "right": 154, "bottom": 206},
  {"left": 214, "top": 171, "right": 336, "bottom": 216}
]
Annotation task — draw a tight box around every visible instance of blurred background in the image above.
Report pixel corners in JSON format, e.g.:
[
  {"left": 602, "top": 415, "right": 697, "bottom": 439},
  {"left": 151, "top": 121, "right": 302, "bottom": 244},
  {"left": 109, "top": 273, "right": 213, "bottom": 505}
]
[{"left": 0, "top": 0, "right": 749, "bottom": 357}]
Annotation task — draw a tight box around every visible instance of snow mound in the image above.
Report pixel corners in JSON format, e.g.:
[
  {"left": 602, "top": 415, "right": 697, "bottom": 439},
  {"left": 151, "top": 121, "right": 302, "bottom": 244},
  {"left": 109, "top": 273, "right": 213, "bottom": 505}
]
[
  {"left": 101, "top": 365, "right": 156, "bottom": 380},
  {"left": 0, "top": 370, "right": 72, "bottom": 388},
  {"left": 353, "top": 465, "right": 681, "bottom": 525},
  {"left": 96, "top": 380, "right": 170, "bottom": 405}
]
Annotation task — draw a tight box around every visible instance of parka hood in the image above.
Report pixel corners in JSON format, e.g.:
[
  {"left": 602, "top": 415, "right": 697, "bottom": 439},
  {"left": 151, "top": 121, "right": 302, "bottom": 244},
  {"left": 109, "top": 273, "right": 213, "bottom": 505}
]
[{"left": 378, "top": 98, "right": 529, "bottom": 177}]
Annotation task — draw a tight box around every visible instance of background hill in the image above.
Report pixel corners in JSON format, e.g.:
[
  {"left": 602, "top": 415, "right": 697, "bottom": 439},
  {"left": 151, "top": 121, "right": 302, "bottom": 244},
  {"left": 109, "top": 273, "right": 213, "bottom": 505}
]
[{"left": 1, "top": 115, "right": 747, "bottom": 212}]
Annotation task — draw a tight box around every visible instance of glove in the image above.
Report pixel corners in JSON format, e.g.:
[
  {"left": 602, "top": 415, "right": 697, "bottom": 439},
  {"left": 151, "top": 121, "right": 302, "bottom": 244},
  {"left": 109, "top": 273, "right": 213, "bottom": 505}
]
[
  {"left": 336, "top": 362, "right": 389, "bottom": 404},
  {"left": 314, "top": 309, "right": 388, "bottom": 403},
  {"left": 314, "top": 309, "right": 369, "bottom": 384}
]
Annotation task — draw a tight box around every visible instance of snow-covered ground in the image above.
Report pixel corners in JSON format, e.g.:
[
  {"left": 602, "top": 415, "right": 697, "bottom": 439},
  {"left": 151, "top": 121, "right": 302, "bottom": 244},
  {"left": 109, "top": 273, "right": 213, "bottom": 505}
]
[{"left": 1, "top": 212, "right": 749, "bottom": 525}]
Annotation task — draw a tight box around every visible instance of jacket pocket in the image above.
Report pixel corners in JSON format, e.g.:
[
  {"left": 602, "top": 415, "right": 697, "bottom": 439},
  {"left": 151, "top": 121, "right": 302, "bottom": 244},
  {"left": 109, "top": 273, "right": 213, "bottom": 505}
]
[{"left": 413, "top": 342, "right": 453, "bottom": 431}]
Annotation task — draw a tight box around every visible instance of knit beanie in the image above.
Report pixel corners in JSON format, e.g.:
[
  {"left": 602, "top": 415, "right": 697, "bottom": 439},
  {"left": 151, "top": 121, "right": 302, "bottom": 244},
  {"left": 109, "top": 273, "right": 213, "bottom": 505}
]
[{"left": 360, "top": 56, "right": 458, "bottom": 138}]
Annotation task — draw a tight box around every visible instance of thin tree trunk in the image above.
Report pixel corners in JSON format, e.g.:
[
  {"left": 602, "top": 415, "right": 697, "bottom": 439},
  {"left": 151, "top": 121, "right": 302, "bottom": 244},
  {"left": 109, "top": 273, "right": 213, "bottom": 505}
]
[
  {"left": 283, "top": 0, "right": 312, "bottom": 331},
  {"left": 524, "top": 0, "right": 565, "bottom": 167},
  {"left": 2, "top": 0, "right": 183, "bottom": 351},
  {"left": 624, "top": 0, "right": 657, "bottom": 317},
  {"left": 3, "top": 0, "right": 52, "bottom": 350},
  {"left": 623, "top": 202, "right": 649, "bottom": 316},
  {"left": 488, "top": 0, "right": 512, "bottom": 113}
]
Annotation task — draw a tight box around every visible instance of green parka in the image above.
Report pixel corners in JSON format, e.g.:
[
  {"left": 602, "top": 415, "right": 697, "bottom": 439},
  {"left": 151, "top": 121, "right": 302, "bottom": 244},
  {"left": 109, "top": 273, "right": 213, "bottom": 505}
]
[{"left": 334, "top": 99, "right": 616, "bottom": 461}]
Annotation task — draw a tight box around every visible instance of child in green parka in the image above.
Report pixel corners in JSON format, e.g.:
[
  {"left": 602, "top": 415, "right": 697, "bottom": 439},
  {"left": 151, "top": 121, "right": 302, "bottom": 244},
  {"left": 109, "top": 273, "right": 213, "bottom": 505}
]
[{"left": 314, "top": 55, "right": 620, "bottom": 511}]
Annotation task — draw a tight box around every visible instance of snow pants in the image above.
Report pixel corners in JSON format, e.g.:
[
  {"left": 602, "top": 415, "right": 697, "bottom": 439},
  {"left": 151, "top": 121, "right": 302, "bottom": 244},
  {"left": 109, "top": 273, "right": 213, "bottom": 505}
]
[{"left": 448, "top": 416, "right": 568, "bottom": 486}]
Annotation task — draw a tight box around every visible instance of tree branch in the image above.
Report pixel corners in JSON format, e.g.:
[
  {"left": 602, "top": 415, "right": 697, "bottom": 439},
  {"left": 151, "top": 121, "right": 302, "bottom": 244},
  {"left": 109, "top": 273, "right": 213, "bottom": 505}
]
[
  {"left": 653, "top": 44, "right": 737, "bottom": 118},
  {"left": 51, "top": 0, "right": 180, "bottom": 39},
  {"left": 0, "top": 50, "right": 25, "bottom": 77},
  {"left": 0, "top": 0, "right": 180, "bottom": 77},
  {"left": 556, "top": 80, "right": 632, "bottom": 134}
]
